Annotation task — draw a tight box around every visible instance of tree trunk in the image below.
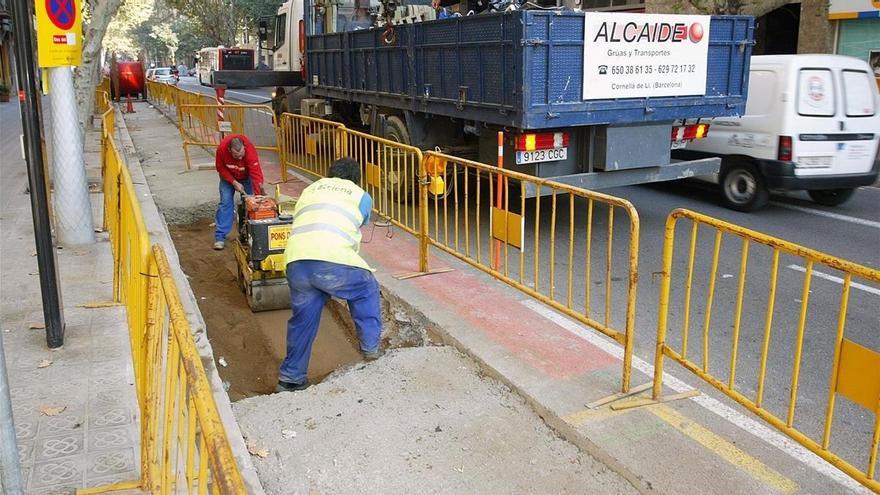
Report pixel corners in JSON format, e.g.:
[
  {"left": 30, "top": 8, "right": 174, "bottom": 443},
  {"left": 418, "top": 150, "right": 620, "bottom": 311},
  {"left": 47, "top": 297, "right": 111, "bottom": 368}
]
[{"left": 74, "top": 0, "right": 124, "bottom": 138}]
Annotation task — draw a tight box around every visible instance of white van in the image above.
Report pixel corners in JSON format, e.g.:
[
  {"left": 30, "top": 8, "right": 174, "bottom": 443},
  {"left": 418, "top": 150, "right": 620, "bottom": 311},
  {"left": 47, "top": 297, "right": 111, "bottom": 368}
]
[{"left": 678, "top": 54, "right": 880, "bottom": 211}]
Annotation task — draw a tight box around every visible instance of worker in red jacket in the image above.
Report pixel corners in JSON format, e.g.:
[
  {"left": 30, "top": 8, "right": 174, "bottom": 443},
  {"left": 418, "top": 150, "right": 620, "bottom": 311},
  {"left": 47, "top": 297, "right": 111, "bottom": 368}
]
[{"left": 213, "top": 134, "right": 264, "bottom": 250}]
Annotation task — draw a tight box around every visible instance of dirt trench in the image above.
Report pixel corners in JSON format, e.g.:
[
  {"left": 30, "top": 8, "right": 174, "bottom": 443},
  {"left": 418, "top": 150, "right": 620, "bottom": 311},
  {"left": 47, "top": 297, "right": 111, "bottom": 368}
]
[
  {"left": 169, "top": 218, "right": 434, "bottom": 401},
  {"left": 170, "top": 218, "right": 359, "bottom": 401}
]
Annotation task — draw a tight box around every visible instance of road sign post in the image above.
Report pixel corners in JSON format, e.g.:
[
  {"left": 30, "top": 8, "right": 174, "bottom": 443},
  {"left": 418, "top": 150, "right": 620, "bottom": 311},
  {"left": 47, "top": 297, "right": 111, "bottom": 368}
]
[{"left": 36, "top": 0, "right": 95, "bottom": 246}]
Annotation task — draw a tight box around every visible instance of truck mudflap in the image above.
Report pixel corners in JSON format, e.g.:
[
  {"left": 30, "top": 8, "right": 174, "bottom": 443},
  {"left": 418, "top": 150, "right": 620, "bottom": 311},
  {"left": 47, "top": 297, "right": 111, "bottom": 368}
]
[{"left": 522, "top": 157, "right": 720, "bottom": 196}]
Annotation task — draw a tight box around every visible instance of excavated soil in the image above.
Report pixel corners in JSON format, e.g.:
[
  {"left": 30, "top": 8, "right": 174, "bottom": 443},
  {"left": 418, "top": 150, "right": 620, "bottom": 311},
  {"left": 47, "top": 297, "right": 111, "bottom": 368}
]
[
  {"left": 169, "top": 218, "right": 363, "bottom": 401},
  {"left": 234, "top": 347, "right": 639, "bottom": 494}
]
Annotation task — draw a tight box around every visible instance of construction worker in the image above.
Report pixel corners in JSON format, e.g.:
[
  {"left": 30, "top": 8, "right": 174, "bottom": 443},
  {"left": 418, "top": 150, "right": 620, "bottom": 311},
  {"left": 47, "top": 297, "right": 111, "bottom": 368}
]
[
  {"left": 213, "top": 134, "right": 264, "bottom": 250},
  {"left": 277, "top": 158, "right": 381, "bottom": 392}
]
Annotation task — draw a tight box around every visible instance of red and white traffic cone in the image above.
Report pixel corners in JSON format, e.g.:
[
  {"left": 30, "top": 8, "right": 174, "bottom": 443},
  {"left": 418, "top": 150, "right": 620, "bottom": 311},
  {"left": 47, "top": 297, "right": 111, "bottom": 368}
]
[{"left": 125, "top": 94, "right": 135, "bottom": 114}]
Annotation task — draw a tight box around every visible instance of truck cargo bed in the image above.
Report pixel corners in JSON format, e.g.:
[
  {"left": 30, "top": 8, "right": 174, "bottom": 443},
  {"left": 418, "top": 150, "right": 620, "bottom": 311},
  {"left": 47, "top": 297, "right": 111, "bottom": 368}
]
[{"left": 307, "top": 11, "right": 754, "bottom": 129}]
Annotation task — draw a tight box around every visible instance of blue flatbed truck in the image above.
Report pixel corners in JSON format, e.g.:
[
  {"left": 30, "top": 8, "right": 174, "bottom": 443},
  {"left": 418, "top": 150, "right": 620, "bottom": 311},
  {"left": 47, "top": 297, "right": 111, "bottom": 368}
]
[{"left": 267, "top": 2, "right": 754, "bottom": 190}]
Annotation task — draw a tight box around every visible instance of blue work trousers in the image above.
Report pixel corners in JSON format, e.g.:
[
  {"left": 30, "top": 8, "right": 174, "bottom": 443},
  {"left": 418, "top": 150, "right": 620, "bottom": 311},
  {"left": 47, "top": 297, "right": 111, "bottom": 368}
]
[
  {"left": 280, "top": 260, "right": 382, "bottom": 384},
  {"left": 214, "top": 177, "right": 253, "bottom": 241}
]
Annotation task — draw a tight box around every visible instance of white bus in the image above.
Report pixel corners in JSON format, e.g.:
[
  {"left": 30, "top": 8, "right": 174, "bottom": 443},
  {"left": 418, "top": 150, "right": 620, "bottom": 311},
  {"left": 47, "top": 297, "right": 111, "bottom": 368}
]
[{"left": 197, "top": 46, "right": 255, "bottom": 86}]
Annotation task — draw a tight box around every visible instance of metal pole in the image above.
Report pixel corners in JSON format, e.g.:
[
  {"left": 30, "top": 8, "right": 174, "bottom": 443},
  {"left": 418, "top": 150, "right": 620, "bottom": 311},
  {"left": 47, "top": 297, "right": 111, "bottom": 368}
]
[
  {"left": 48, "top": 66, "right": 96, "bottom": 245},
  {"left": 0, "top": 337, "right": 24, "bottom": 495},
  {"left": 10, "top": 0, "right": 65, "bottom": 349}
]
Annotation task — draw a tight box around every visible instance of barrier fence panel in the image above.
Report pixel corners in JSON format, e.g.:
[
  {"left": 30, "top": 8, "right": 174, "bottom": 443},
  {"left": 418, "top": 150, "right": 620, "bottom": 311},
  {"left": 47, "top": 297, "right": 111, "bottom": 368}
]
[
  {"left": 421, "top": 151, "right": 639, "bottom": 393},
  {"left": 652, "top": 208, "right": 880, "bottom": 492},
  {"left": 278, "top": 112, "right": 347, "bottom": 181},
  {"left": 95, "top": 84, "right": 111, "bottom": 114},
  {"left": 80, "top": 105, "right": 247, "bottom": 494},
  {"left": 178, "top": 103, "right": 279, "bottom": 171},
  {"left": 341, "top": 128, "right": 425, "bottom": 240}
]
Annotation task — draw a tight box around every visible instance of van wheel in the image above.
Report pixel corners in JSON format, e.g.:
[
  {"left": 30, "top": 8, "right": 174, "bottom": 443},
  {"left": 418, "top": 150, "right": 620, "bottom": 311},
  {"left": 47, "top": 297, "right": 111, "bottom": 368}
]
[
  {"left": 720, "top": 161, "right": 768, "bottom": 212},
  {"left": 808, "top": 188, "right": 855, "bottom": 207}
]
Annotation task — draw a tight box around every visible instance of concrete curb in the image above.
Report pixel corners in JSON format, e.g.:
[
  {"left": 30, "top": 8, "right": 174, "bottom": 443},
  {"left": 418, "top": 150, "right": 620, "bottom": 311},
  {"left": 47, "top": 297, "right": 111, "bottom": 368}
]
[{"left": 111, "top": 106, "right": 266, "bottom": 494}]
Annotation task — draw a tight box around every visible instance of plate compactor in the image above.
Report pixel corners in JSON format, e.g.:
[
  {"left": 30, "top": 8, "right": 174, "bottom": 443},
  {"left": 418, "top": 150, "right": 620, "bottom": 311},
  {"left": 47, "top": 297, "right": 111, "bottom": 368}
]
[{"left": 232, "top": 193, "right": 296, "bottom": 312}]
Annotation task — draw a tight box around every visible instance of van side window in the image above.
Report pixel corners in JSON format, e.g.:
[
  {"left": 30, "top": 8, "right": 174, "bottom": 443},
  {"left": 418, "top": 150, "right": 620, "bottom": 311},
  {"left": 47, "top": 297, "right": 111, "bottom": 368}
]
[
  {"left": 276, "top": 14, "right": 287, "bottom": 48},
  {"left": 744, "top": 70, "right": 776, "bottom": 116},
  {"left": 797, "top": 69, "right": 835, "bottom": 117},
  {"left": 842, "top": 70, "right": 876, "bottom": 117}
]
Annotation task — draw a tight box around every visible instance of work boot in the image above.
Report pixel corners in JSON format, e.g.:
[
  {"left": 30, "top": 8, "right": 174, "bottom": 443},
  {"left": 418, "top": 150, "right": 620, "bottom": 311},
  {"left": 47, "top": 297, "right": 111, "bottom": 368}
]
[
  {"left": 276, "top": 380, "right": 310, "bottom": 392},
  {"left": 362, "top": 350, "right": 382, "bottom": 362},
  {"left": 213, "top": 240, "right": 225, "bottom": 250}
]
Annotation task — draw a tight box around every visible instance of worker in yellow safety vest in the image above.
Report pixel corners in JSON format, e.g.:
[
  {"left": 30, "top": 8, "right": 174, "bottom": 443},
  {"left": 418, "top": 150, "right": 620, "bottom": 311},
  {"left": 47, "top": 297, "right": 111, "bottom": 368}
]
[{"left": 277, "top": 158, "right": 381, "bottom": 392}]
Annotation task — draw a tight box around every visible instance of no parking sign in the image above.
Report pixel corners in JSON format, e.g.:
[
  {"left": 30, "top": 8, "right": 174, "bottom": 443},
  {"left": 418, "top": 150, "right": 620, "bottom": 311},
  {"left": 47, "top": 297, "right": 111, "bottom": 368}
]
[{"left": 36, "top": 0, "right": 83, "bottom": 67}]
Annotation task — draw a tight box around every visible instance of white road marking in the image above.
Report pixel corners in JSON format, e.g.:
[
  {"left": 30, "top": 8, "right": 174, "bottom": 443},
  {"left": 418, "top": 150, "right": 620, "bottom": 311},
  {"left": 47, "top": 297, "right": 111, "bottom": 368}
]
[
  {"left": 520, "top": 299, "right": 871, "bottom": 494},
  {"left": 787, "top": 264, "right": 880, "bottom": 296},
  {"left": 770, "top": 202, "right": 880, "bottom": 229}
]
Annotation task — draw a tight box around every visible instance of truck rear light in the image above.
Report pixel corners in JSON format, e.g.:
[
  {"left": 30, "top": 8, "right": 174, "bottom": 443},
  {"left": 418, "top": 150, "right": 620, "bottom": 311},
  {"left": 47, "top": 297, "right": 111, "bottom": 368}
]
[
  {"left": 778, "top": 136, "right": 792, "bottom": 161},
  {"left": 672, "top": 124, "right": 710, "bottom": 142},
  {"left": 515, "top": 132, "right": 569, "bottom": 151}
]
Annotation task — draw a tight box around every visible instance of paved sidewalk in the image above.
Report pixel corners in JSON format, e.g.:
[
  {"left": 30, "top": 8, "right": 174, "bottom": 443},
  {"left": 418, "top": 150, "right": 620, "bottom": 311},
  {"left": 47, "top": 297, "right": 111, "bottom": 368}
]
[
  {"left": 128, "top": 100, "right": 871, "bottom": 495},
  {"left": 1, "top": 102, "right": 140, "bottom": 494}
]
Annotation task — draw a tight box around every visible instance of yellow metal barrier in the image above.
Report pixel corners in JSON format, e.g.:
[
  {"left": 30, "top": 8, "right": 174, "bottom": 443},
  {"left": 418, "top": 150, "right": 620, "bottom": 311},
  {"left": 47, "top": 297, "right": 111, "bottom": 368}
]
[
  {"left": 340, "top": 128, "right": 426, "bottom": 240},
  {"left": 178, "top": 103, "right": 279, "bottom": 171},
  {"left": 277, "top": 114, "right": 428, "bottom": 272},
  {"left": 422, "top": 152, "right": 639, "bottom": 393},
  {"left": 96, "top": 80, "right": 111, "bottom": 113},
  {"left": 79, "top": 105, "right": 247, "bottom": 494},
  {"left": 652, "top": 208, "right": 880, "bottom": 492},
  {"left": 278, "top": 112, "right": 346, "bottom": 181}
]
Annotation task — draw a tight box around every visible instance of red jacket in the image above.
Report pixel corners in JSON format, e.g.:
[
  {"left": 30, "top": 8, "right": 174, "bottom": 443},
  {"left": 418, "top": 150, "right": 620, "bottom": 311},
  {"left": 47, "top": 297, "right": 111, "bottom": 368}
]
[{"left": 215, "top": 134, "right": 264, "bottom": 194}]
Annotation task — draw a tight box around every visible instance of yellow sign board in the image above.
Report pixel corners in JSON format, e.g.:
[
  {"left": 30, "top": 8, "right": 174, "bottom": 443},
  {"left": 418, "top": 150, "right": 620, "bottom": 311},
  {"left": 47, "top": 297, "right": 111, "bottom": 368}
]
[
  {"left": 35, "top": 0, "right": 83, "bottom": 67},
  {"left": 268, "top": 225, "right": 291, "bottom": 250}
]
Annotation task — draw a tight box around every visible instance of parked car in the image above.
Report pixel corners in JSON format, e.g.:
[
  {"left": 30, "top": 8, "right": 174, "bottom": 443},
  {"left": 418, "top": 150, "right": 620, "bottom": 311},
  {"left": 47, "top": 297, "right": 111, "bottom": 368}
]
[
  {"left": 676, "top": 54, "right": 880, "bottom": 211},
  {"left": 149, "top": 67, "right": 177, "bottom": 85}
]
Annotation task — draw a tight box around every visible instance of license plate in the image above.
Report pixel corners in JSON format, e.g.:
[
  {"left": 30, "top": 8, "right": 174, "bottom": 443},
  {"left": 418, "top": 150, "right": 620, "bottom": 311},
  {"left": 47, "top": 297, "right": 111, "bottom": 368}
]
[
  {"left": 516, "top": 148, "right": 567, "bottom": 165},
  {"left": 671, "top": 140, "right": 688, "bottom": 150},
  {"left": 797, "top": 156, "right": 832, "bottom": 168}
]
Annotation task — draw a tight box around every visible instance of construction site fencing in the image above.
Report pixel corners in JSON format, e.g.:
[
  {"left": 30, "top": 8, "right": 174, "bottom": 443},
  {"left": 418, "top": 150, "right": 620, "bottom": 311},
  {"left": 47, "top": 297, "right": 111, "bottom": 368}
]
[
  {"left": 277, "top": 113, "right": 637, "bottom": 392},
  {"left": 652, "top": 208, "right": 880, "bottom": 492},
  {"left": 422, "top": 152, "right": 639, "bottom": 393},
  {"left": 80, "top": 103, "right": 247, "bottom": 494},
  {"left": 278, "top": 114, "right": 428, "bottom": 271},
  {"left": 178, "top": 103, "right": 279, "bottom": 171},
  {"left": 278, "top": 112, "right": 346, "bottom": 181},
  {"left": 95, "top": 80, "right": 111, "bottom": 113}
]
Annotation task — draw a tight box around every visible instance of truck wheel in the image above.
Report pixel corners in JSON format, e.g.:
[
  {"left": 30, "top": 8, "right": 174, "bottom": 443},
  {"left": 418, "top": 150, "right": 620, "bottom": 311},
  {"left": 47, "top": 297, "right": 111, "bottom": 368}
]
[
  {"left": 720, "top": 161, "right": 768, "bottom": 212},
  {"left": 384, "top": 115, "right": 411, "bottom": 144},
  {"left": 381, "top": 116, "right": 419, "bottom": 204},
  {"left": 808, "top": 188, "right": 855, "bottom": 206}
]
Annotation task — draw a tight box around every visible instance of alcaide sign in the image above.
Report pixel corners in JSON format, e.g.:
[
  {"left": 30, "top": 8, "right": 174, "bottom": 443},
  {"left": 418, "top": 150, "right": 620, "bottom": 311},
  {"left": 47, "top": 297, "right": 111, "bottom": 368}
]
[
  {"left": 583, "top": 13, "right": 710, "bottom": 100},
  {"left": 36, "top": 0, "right": 83, "bottom": 67}
]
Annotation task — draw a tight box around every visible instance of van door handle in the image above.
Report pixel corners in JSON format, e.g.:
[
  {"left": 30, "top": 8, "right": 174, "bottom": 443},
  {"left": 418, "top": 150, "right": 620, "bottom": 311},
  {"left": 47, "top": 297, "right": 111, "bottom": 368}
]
[{"left": 839, "top": 121, "right": 845, "bottom": 131}]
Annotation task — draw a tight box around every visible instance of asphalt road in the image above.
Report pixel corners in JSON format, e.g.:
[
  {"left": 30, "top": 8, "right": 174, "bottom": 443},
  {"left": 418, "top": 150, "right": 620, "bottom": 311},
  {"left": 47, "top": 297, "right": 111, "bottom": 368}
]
[
  {"left": 176, "top": 76, "right": 275, "bottom": 104},
  {"left": 605, "top": 180, "right": 879, "bottom": 473}
]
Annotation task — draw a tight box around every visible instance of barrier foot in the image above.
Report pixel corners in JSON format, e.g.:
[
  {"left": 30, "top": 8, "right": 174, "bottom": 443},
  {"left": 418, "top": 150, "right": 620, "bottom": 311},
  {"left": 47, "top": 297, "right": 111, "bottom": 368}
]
[
  {"left": 586, "top": 382, "right": 652, "bottom": 409},
  {"left": 75, "top": 479, "right": 143, "bottom": 494},
  {"left": 609, "top": 389, "right": 701, "bottom": 411},
  {"left": 77, "top": 301, "right": 124, "bottom": 309},
  {"left": 393, "top": 268, "right": 455, "bottom": 281}
]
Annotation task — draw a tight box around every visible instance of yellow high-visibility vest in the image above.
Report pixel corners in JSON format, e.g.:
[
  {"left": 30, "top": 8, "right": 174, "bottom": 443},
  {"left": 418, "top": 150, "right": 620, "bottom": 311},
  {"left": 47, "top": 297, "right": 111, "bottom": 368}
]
[{"left": 283, "top": 177, "right": 371, "bottom": 271}]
